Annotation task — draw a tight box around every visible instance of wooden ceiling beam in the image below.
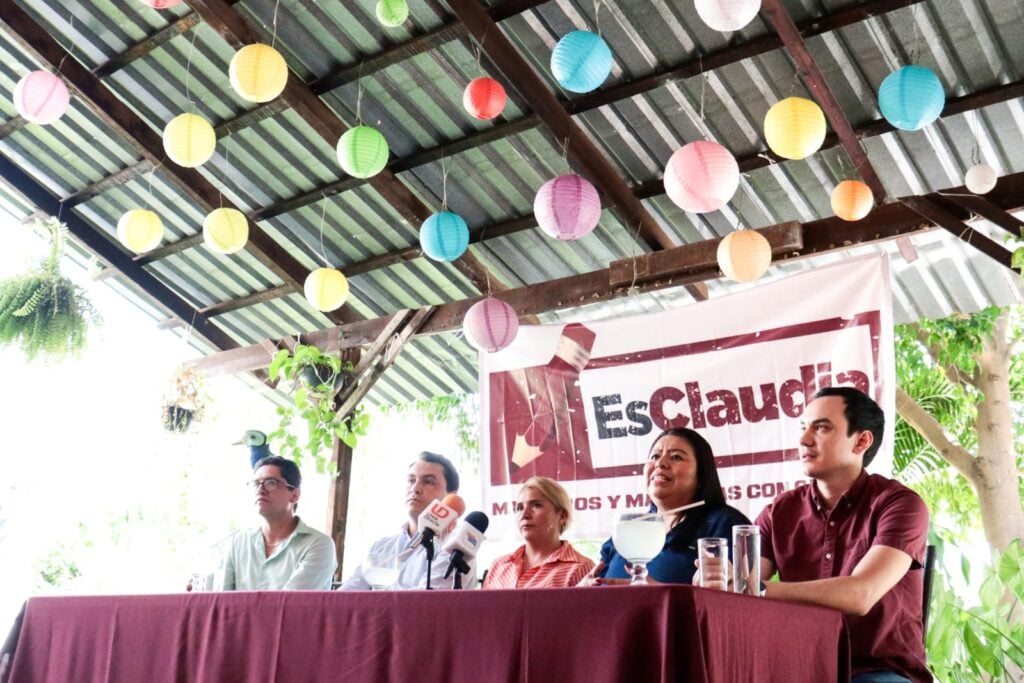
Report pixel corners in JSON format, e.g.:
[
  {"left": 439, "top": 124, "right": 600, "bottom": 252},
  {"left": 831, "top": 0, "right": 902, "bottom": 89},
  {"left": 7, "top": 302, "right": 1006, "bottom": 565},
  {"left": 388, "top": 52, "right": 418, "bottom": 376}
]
[
  {"left": 941, "top": 194, "right": 1023, "bottom": 239},
  {"left": 761, "top": 0, "right": 887, "bottom": 202},
  {"left": 0, "top": 2, "right": 361, "bottom": 326},
  {"left": 146, "top": 74, "right": 1024, "bottom": 319},
  {"left": 185, "top": 0, "right": 506, "bottom": 296},
  {"left": 901, "top": 196, "right": 1014, "bottom": 268},
  {"left": 191, "top": 168, "right": 1024, "bottom": 377}
]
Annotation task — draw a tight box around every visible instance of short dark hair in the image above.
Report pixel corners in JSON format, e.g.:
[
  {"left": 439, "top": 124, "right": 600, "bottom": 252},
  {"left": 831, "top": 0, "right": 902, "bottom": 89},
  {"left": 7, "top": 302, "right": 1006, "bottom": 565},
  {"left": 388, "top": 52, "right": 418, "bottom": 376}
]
[
  {"left": 413, "top": 451, "right": 459, "bottom": 493},
  {"left": 650, "top": 427, "right": 726, "bottom": 508},
  {"left": 254, "top": 455, "right": 302, "bottom": 488},
  {"left": 812, "top": 387, "right": 884, "bottom": 467}
]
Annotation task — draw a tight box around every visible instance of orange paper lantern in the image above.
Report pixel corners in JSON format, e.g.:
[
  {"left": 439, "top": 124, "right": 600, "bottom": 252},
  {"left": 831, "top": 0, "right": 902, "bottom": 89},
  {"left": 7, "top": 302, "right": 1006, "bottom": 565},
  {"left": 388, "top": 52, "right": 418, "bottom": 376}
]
[{"left": 830, "top": 180, "right": 874, "bottom": 221}]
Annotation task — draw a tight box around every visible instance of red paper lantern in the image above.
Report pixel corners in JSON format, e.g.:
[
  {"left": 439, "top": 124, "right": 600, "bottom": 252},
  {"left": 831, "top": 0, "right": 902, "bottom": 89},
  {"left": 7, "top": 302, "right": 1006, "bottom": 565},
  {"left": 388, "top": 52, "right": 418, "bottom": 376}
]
[
  {"left": 140, "top": 0, "right": 183, "bottom": 8},
  {"left": 463, "top": 77, "right": 507, "bottom": 120}
]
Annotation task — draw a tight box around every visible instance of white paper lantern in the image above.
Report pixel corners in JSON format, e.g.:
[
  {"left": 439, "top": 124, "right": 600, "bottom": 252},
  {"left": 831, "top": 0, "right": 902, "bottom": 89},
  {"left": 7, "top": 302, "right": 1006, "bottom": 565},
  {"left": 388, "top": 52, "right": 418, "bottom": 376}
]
[
  {"left": 463, "top": 297, "right": 519, "bottom": 353},
  {"left": 964, "top": 164, "right": 997, "bottom": 195},
  {"left": 695, "top": 0, "right": 761, "bottom": 32}
]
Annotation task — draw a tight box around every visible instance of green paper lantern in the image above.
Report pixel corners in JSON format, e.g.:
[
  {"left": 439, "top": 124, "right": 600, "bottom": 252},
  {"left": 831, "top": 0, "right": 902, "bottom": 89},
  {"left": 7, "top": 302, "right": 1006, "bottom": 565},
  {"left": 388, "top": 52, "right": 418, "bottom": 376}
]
[
  {"left": 376, "top": 0, "right": 408, "bottom": 27},
  {"left": 336, "top": 125, "right": 389, "bottom": 179}
]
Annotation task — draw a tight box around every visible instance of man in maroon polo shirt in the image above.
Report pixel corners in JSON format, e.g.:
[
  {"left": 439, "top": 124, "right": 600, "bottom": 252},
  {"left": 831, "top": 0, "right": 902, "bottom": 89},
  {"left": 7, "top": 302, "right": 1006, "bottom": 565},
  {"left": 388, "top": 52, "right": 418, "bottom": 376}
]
[{"left": 757, "top": 387, "right": 930, "bottom": 683}]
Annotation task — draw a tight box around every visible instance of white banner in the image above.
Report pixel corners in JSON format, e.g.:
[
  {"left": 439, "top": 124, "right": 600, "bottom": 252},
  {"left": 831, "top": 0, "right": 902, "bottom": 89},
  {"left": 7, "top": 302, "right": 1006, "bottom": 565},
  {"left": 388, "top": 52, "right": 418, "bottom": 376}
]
[{"left": 479, "top": 255, "right": 894, "bottom": 540}]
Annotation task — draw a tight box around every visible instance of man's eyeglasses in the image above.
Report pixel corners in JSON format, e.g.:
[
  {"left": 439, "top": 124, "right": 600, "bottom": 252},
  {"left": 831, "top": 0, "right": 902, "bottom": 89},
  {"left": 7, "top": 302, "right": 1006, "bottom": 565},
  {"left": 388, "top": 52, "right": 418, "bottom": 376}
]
[{"left": 248, "top": 478, "right": 296, "bottom": 493}]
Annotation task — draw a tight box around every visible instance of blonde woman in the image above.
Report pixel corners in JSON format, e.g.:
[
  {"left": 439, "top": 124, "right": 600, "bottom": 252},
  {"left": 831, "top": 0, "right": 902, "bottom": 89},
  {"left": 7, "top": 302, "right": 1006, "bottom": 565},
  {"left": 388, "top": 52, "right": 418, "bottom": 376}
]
[{"left": 483, "top": 477, "right": 594, "bottom": 589}]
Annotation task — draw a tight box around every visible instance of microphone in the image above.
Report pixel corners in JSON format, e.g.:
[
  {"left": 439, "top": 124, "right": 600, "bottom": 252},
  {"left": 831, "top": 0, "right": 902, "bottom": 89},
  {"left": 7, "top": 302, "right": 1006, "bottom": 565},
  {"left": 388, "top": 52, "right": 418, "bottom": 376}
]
[
  {"left": 415, "top": 493, "right": 465, "bottom": 562},
  {"left": 443, "top": 511, "right": 489, "bottom": 586}
]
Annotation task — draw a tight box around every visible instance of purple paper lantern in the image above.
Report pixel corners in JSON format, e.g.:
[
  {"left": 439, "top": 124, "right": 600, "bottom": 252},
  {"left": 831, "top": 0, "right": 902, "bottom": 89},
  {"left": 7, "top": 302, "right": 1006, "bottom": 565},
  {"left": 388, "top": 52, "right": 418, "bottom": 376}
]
[
  {"left": 463, "top": 297, "right": 519, "bottom": 353},
  {"left": 534, "top": 174, "right": 601, "bottom": 240}
]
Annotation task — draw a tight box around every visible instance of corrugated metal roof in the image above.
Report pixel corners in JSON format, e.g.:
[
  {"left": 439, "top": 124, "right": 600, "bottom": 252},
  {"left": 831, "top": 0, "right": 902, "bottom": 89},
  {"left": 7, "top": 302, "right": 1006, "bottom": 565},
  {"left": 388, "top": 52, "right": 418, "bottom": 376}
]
[{"left": 1, "top": 0, "right": 1022, "bottom": 405}]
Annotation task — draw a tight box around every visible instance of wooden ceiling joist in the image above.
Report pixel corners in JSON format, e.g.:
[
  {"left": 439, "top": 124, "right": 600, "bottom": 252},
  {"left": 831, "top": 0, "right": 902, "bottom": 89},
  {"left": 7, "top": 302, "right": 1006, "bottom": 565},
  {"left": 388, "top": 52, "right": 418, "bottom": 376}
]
[{"left": 902, "top": 196, "right": 1014, "bottom": 269}]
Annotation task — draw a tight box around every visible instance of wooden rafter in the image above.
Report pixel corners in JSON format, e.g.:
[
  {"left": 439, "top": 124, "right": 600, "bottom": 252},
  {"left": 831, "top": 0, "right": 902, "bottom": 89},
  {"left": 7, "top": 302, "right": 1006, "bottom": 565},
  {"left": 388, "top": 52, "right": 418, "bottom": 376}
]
[
  {"left": 901, "top": 196, "right": 1014, "bottom": 268},
  {"left": 184, "top": 0, "right": 506, "bottom": 297},
  {"left": 761, "top": 0, "right": 886, "bottom": 202},
  {"left": 941, "top": 194, "right": 1023, "bottom": 239},
  {"left": 0, "top": 1, "right": 362, "bottom": 326},
  {"left": 0, "top": 155, "right": 237, "bottom": 352}
]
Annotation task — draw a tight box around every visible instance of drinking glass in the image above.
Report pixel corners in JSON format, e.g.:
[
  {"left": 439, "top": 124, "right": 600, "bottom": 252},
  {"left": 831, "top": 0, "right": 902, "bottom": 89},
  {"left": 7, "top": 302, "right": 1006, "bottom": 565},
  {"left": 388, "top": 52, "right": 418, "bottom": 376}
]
[
  {"left": 362, "top": 551, "right": 401, "bottom": 590},
  {"left": 696, "top": 537, "right": 728, "bottom": 591},
  {"left": 612, "top": 512, "right": 665, "bottom": 585},
  {"left": 732, "top": 525, "right": 761, "bottom": 596}
]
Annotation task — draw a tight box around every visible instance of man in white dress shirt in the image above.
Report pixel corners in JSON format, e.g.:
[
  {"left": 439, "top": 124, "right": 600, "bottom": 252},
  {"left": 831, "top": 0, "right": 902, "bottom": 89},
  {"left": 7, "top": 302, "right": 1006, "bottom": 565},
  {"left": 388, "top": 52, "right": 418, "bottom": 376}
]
[{"left": 339, "top": 451, "right": 475, "bottom": 590}]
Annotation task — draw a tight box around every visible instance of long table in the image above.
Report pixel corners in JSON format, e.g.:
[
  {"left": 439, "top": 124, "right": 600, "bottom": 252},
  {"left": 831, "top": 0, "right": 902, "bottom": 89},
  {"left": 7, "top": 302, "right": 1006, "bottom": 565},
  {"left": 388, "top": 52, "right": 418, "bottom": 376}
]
[{"left": 2, "top": 586, "right": 849, "bottom": 682}]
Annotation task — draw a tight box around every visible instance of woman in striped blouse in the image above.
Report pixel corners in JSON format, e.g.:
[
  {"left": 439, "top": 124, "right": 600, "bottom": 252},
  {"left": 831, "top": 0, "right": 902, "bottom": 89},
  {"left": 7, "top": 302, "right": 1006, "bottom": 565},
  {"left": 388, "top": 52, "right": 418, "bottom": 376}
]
[{"left": 483, "top": 476, "right": 594, "bottom": 589}]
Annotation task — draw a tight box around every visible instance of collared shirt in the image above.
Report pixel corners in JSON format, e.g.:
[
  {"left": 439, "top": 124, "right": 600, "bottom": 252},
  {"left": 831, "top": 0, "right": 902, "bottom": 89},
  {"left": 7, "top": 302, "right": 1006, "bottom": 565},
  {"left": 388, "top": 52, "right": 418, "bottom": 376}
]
[
  {"left": 222, "top": 517, "right": 337, "bottom": 591},
  {"left": 598, "top": 504, "right": 751, "bottom": 584},
  {"left": 338, "top": 525, "right": 478, "bottom": 590},
  {"left": 483, "top": 541, "right": 595, "bottom": 589},
  {"left": 756, "top": 471, "right": 930, "bottom": 682}
]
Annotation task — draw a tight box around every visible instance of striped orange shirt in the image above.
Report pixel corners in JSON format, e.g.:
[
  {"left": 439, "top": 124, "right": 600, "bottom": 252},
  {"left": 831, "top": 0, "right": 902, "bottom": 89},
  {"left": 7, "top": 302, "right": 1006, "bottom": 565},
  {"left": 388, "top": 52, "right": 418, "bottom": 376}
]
[{"left": 483, "top": 541, "right": 594, "bottom": 589}]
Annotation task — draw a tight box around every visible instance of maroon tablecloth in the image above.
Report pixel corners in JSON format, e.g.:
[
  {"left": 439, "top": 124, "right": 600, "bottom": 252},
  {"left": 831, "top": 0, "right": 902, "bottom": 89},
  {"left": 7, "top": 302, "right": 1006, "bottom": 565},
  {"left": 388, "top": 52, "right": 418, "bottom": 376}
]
[{"left": 2, "top": 586, "right": 848, "bottom": 682}]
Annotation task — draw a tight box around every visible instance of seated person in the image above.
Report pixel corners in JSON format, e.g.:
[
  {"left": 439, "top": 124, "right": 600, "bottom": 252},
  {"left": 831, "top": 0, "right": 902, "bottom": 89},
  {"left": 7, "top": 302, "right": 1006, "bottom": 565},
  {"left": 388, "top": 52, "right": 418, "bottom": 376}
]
[
  {"left": 339, "top": 451, "right": 475, "bottom": 590},
  {"left": 220, "top": 456, "right": 337, "bottom": 590},
  {"left": 584, "top": 427, "right": 750, "bottom": 585},
  {"left": 757, "top": 387, "right": 929, "bottom": 683},
  {"left": 484, "top": 476, "right": 594, "bottom": 589}
]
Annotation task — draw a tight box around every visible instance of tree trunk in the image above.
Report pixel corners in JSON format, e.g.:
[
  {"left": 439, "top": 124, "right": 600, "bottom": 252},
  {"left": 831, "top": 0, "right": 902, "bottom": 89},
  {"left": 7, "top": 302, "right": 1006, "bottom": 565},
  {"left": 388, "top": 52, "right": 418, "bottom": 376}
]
[{"left": 972, "top": 314, "right": 1024, "bottom": 555}]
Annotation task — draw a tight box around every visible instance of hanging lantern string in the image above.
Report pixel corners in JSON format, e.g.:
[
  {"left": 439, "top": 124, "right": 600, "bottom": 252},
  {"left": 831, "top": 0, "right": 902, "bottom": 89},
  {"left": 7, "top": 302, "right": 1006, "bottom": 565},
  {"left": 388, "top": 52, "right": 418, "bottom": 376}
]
[
  {"left": 147, "top": 158, "right": 165, "bottom": 208},
  {"left": 317, "top": 193, "right": 332, "bottom": 267},
  {"left": 786, "top": 70, "right": 800, "bottom": 98},
  {"left": 698, "top": 62, "right": 707, "bottom": 127},
  {"left": 473, "top": 26, "right": 490, "bottom": 75},
  {"left": 270, "top": 0, "right": 282, "bottom": 49},
  {"left": 558, "top": 135, "right": 571, "bottom": 173},
  {"left": 441, "top": 156, "right": 450, "bottom": 211},
  {"left": 909, "top": 2, "right": 921, "bottom": 64},
  {"left": 970, "top": 110, "right": 981, "bottom": 165},
  {"left": 355, "top": 62, "right": 365, "bottom": 125},
  {"left": 593, "top": 0, "right": 603, "bottom": 36},
  {"left": 185, "top": 29, "right": 201, "bottom": 111},
  {"left": 485, "top": 266, "right": 492, "bottom": 298},
  {"left": 181, "top": 307, "right": 198, "bottom": 349},
  {"left": 55, "top": 14, "right": 76, "bottom": 75}
]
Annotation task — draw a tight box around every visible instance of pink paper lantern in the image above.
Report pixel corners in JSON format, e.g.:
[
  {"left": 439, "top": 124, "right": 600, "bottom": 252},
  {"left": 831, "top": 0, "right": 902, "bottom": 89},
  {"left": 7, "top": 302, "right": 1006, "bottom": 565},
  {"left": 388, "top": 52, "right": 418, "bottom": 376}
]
[
  {"left": 663, "top": 140, "right": 739, "bottom": 214},
  {"left": 13, "top": 71, "right": 70, "bottom": 125},
  {"left": 463, "top": 297, "right": 519, "bottom": 353},
  {"left": 140, "top": 0, "right": 183, "bottom": 8},
  {"left": 533, "top": 174, "right": 601, "bottom": 240}
]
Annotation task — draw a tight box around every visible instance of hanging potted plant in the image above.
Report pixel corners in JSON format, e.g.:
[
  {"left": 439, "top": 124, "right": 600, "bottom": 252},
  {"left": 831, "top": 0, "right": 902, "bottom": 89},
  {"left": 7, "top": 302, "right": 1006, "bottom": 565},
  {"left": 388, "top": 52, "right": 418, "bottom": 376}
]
[
  {"left": 267, "top": 343, "right": 369, "bottom": 473},
  {"left": 0, "top": 217, "right": 101, "bottom": 361},
  {"left": 161, "top": 364, "right": 210, "bottom": 433}
]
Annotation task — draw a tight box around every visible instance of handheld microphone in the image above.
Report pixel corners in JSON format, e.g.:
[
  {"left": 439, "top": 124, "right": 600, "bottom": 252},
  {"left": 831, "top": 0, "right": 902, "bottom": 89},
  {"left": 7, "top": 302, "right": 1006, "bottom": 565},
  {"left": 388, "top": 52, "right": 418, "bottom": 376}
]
[
  {"left": 443, "top": 511, "right": 489, "bottom": 585},
  {"left": 416, "top": 493, "right": 465, "bottom": 562}
]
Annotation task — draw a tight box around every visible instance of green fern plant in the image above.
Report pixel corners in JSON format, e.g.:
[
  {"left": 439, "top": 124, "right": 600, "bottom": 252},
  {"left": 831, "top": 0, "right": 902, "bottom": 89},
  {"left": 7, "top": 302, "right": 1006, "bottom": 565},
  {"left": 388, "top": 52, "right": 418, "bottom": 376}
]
[{"left": 0, "top": 218, "right": 101, "bottom": 361}]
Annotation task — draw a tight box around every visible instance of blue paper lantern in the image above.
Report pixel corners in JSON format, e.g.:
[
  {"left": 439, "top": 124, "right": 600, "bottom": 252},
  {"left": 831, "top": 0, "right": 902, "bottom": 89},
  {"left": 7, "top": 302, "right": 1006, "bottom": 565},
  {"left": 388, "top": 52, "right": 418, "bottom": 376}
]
[
  {"left": 550, "top": 30, "right": 612, "bottom": 94},
  {"left": 877, "top": 65, "right": 945, "bottom": 131},
  {"left": 420, "top": 211, "right": 469, "bottom": 262}
]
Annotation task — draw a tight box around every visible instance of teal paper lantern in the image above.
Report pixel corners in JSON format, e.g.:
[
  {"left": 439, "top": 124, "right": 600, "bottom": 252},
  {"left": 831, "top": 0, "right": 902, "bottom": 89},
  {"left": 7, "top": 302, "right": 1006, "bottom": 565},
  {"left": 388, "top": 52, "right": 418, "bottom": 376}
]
[
  {"left": 550, "top": 30, "right": 612, "bottom": 94},
  {"left": 420, "top": 211, "right": 469, "bottom": 262},
  {"left": 337, "top": 125, "right": 389, "bottom": 179},
  {"left": 877, "top": 65, "right": 945, "bottom": 131}
]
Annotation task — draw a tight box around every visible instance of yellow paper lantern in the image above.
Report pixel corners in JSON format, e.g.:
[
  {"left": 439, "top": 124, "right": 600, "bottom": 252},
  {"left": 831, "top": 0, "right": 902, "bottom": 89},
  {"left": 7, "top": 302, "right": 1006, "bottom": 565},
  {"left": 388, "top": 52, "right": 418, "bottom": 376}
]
[
  {"left": 717, "top": 229, "right": 771, "bottom": 282},
  {"left": 163, "top": 113, "right": 216, "bottom": 168},
  {"left": 229, "top": 44, "right": 288, "bottom": 103},
  {"left": 764, "top": 97, "right": 826, "bottom": 160},
  {"left": 117, "top": 209, "right": 164, "bottom": 254},
  {"left": 830, "top": 180, "right": 874, "bottom": 221},
  {"left": 304, "top": 267, "right": 349, "bottom": 312},
  {"left": 203, "top": 208, "right": 249, "bottom": 254}
]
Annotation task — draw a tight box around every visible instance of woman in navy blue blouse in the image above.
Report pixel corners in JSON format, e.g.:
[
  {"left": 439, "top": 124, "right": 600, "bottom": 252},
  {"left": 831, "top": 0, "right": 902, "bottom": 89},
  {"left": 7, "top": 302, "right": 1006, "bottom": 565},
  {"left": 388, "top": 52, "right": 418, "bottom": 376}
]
[{"left": 586, "top": 427, "right": 750, "bottom": 585}]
